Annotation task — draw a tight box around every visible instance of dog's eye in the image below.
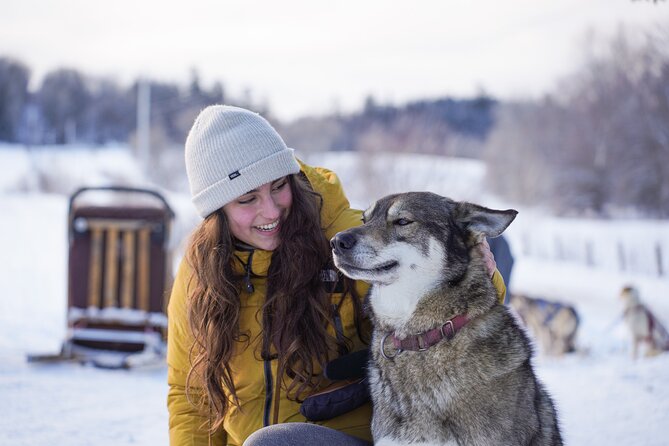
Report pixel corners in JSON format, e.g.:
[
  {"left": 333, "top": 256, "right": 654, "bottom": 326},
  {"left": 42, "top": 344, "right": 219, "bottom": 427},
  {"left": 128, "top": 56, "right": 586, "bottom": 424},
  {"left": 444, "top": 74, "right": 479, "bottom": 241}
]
[{"left": 394, "top": 218, "right": 412, "bottom": 226}]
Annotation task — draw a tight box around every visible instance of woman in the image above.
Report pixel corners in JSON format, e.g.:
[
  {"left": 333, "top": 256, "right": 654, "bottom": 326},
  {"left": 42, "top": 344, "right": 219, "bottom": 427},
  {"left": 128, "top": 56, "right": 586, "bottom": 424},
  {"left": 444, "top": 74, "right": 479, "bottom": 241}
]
[{"left": 167, "top": 105, "right": 506, "bottom": 446}]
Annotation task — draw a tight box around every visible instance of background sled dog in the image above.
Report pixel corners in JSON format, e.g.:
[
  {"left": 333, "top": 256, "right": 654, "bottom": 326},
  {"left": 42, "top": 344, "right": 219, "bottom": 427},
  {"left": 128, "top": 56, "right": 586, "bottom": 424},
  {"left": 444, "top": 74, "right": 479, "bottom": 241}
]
[
  {"left": 620, "top": 285, "right": 669, "bottom": 359},
  {"left": 332, "top": 192, "right": 562, "bottom": 446},
  {"left": 510, "top": 294, "right": 579, "bottom": 356}
]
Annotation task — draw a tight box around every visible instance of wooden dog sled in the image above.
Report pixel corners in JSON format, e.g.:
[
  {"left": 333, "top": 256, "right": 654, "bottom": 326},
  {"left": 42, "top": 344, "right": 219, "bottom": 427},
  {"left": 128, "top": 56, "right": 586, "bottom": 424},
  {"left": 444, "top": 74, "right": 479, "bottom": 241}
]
[{"left": 28, "top": 186, "right": 174, "bottom": 369}]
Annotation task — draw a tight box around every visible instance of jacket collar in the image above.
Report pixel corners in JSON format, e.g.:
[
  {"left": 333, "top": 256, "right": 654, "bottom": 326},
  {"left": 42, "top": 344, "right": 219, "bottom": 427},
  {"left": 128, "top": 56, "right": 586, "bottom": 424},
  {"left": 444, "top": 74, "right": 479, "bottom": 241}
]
[{"left": 233, "top": 243, "right": 273, "bottom": 277}]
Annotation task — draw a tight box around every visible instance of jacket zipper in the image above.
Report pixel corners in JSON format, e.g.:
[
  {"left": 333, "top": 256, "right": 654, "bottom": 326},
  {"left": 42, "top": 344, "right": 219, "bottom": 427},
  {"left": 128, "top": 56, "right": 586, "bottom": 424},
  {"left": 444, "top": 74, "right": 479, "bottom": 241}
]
[
  {"left": 261, "top": 286, "right": 344, "bottom": 426},
  {"left": 237, "top": 245, "right": 274, "bottom": 426},
  {"left": 332, "top": 304, "right": 346, "bottom": 355},
  {"left": 263, "top": 359, "right": 273, "bottom": 426}
]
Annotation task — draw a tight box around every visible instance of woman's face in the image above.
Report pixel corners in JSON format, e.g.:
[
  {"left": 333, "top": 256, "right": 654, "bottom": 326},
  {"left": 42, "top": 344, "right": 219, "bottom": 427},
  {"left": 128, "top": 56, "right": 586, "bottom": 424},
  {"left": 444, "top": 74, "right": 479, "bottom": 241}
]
[{"left": 222, "top": 176, "right": 293, "bottom": 251}]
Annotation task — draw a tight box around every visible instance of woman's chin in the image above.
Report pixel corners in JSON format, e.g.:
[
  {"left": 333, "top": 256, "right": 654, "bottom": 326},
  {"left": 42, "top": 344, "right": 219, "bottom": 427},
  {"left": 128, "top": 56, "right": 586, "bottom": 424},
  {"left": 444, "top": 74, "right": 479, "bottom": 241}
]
[{"left": 251, "top": 234, "right": 281, "bottom": 251}]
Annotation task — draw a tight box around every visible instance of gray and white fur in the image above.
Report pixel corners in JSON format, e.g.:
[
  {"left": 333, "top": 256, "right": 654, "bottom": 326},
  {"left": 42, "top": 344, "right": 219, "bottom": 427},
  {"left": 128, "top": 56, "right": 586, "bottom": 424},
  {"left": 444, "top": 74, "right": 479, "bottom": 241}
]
[{"left": 332, "top": 192, "right": 562, "bottom": 446}]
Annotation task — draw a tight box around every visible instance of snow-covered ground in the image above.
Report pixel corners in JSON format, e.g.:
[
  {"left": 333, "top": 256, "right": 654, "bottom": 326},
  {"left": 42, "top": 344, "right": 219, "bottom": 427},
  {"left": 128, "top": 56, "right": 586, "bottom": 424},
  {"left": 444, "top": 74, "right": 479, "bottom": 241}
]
[{"left": 1, "top": 146, "right": 669, "bottom": 446}]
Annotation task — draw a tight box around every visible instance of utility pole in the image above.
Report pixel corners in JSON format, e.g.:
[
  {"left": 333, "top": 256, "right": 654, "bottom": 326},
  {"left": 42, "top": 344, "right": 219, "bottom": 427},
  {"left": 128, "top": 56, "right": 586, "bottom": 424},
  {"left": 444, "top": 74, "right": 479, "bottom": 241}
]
[{"left": 136, "top": 78, "right": 151, "bottom": 169}]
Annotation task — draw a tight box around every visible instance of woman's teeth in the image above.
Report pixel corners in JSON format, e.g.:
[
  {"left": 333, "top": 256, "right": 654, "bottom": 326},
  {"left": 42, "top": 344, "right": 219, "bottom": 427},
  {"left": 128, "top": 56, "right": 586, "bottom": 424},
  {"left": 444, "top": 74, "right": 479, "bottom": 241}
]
[{"left": 255, "top": 220, "right": 279, "bottom": 232}]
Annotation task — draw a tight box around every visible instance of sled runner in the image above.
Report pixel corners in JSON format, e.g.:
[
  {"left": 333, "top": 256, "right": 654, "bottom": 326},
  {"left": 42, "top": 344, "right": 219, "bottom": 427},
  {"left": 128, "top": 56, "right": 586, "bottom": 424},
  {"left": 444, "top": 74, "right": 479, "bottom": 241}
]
[{"left": 28, "top": 186, "right": 175, "bottom": 369}]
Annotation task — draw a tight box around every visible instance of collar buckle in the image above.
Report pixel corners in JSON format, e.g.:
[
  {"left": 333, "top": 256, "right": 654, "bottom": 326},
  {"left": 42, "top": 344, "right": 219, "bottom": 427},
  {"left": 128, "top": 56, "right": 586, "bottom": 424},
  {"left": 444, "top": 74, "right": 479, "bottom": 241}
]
[
  {"left": 417, "top": 334, "right": 428, "bottom": 351},
  {"left": 440, "top": 320, "right": 455, "bottom": 339},
  {"left": 380, "top": 333, "right": 402, "bottom": 360}
]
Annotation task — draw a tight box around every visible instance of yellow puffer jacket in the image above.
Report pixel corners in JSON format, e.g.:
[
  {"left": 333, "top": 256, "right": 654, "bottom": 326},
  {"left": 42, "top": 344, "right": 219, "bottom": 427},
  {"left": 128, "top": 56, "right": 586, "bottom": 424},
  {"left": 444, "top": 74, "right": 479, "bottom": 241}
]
[
  {"left": 167, "top": 162, "right": 507, "bottom": 446},
  {"left": 168, "top": 162, "right": 373, "bottom": 446}
]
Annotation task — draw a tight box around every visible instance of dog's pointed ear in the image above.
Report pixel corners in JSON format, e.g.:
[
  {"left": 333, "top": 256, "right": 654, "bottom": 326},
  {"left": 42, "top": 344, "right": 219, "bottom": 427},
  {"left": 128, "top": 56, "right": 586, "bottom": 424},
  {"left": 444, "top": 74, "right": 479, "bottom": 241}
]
[{"left": 455, "top": 202, "right": 518, "bottom": 239}]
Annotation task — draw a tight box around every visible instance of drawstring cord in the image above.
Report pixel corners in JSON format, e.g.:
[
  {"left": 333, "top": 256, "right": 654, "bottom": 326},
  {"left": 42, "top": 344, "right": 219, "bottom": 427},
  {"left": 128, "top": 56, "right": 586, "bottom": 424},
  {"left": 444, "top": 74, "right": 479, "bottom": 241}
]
[
  {"left": 243, "top": 250, "right": 255, "bottom": 293},
  {"left": 234, "top": 246, "right": 256, "bottom": 294}
]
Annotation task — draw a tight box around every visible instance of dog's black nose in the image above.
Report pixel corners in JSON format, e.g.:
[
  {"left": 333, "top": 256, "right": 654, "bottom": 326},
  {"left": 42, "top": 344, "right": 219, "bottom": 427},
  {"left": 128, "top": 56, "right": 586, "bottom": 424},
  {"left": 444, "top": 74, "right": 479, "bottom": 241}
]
[{"left": 331, "top": 232, "right": 356, "bottom": 252}]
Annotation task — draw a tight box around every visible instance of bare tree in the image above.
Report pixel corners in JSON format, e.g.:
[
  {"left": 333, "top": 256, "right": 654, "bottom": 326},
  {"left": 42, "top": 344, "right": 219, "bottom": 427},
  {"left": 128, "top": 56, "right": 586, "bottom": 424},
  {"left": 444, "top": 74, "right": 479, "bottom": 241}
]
[{"left": 485, "top": 23, "right": 669, "bottom": 217}]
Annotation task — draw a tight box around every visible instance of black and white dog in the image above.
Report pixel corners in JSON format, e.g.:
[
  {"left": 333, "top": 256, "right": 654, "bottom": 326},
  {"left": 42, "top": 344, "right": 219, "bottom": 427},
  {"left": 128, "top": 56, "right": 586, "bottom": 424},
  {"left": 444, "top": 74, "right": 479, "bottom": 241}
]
[{"left": 332, "top": 192, "right": 562, "bottom": 446}]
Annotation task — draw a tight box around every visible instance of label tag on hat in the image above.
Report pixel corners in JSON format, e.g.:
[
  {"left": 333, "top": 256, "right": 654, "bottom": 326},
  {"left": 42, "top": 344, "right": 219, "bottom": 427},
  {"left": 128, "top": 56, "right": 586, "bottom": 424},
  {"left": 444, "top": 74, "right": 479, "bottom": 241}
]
[{"left": 229, "top": 171, "right": 241, "bottom": 180}]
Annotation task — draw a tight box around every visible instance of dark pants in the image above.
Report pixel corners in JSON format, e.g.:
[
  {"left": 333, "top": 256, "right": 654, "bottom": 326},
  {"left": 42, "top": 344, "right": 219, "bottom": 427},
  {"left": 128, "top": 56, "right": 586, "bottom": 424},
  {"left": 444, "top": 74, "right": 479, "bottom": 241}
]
[{"left": 243, "top": 423, "right": 372, "bottom": 446}]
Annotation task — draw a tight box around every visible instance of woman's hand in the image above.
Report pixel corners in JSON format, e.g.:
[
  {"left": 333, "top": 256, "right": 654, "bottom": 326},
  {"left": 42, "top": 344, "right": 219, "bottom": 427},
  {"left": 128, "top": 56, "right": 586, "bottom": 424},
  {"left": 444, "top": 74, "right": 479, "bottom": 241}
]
[{"left": 479, "top": 238, "right": 497, "bottom": 278}]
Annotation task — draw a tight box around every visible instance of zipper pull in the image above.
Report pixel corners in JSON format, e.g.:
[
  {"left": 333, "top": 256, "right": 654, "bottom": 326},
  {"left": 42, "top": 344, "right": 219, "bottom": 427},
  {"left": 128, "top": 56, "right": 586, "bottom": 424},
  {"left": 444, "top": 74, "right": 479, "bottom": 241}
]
[
  {"left": 245, "top": 276, "right": 255, "bottom": 294},
  {"left": 244, "top": 250, "right": 255, "bottom": 293}
]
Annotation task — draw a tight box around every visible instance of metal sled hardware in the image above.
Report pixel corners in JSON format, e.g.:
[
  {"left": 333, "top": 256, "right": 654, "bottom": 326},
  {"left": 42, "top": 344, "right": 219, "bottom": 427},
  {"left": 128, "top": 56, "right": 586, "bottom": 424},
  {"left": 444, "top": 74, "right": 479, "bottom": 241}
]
[{"left": 28, "top": 186, "right": 175, "bottom": 369}]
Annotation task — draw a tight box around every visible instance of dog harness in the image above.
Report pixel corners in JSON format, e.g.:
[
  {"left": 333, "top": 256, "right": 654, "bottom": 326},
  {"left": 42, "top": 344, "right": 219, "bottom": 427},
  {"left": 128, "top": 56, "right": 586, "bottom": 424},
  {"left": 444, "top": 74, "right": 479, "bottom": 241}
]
[
  {"left": 380, "top": 314, "right": 469, "bottom": 359},
  {"left": 625, "top": 304, "right": 669, "bottom": 348}
]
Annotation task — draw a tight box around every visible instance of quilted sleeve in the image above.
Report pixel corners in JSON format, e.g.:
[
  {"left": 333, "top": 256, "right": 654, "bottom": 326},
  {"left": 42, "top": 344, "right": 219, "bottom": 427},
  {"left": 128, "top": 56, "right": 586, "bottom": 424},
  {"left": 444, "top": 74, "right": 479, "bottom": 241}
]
[{"left": 167, "top": 260, "right": 225, "bottom": 446}]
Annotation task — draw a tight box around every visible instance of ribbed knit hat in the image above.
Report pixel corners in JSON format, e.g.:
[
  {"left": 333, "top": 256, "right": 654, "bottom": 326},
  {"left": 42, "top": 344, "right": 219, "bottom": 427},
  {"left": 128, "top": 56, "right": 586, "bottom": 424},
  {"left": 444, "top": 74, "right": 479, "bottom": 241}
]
[{"left": 185, "top": 105, "right": 300, "bottom": 218}]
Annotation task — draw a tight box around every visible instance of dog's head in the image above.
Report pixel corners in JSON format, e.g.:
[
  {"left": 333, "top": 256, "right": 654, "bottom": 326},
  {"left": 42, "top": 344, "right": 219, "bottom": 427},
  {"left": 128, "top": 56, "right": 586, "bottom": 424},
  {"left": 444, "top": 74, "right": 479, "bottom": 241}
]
[
  {"left": 331, "top": 192, "right": 517, "bottom": 288},
  {"left": 620, "top": 285, "right": 641, "bottom": 307}
]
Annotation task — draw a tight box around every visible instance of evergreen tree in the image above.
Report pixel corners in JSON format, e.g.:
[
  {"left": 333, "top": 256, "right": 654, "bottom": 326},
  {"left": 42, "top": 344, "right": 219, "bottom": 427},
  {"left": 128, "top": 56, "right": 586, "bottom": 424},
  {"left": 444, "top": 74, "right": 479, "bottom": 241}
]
[{"left": 0, "top": 57, "right": 30, "bottom": 142}]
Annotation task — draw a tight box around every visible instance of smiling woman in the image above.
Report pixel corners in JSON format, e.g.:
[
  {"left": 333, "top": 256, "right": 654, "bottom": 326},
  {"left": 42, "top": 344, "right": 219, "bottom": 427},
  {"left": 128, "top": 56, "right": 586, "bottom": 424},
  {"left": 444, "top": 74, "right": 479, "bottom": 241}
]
[{"left": 168, "top": 105, "right": 374, "bottom": 446}]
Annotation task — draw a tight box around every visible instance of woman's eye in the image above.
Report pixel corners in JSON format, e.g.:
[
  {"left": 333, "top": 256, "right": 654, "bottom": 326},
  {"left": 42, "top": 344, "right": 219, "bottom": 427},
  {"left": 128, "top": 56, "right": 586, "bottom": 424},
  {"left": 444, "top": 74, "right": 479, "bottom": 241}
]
[
  {"left": 394, "top": 218, "right": 412, "bottom": 226},
  {"left": 272, "top": 180, "right": 287, "bottom": 191},
  {"left": 237, "top": 196, "right": 255, "bottom": 204}
]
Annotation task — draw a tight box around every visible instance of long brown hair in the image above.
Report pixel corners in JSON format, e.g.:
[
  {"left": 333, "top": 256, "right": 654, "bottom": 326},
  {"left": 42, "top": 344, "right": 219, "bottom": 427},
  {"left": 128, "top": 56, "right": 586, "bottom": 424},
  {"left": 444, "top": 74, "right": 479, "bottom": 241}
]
[{"left": 185, "top": 173, "right": 364, "bottom": 430}]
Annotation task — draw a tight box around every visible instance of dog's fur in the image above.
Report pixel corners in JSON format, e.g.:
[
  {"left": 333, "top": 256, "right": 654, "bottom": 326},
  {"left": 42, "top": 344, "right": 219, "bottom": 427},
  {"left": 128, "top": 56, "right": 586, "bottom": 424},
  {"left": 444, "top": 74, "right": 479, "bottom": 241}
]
[
  {"left": 509, "top": 294, "right": 579, "bottom": 357},
  {"left": 332, "top": 192, "right": 561, "bottom": 446},
  {"left": 620, "top": 285, "right": 669, "bottom": 359}
]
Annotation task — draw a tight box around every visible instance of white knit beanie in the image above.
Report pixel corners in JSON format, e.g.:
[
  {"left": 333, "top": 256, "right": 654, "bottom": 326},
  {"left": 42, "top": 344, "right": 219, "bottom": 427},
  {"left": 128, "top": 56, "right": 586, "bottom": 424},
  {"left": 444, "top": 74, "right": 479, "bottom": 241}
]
[{"left": 185, "top": 105, "right": 300, "bottom": 218}]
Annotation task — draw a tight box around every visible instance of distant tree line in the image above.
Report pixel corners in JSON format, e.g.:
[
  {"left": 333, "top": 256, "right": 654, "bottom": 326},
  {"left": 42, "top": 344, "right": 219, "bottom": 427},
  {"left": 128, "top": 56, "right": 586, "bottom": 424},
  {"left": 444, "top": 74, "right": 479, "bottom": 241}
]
[
  {"left": 485, "top": 26, "right": 669, "bottom": 217},
  {"left": 279, "top": 95, "right": 496, "bottom": 158},
  {"left": 1, "top": 58, "right": 494, "bottom": 157},
  {"left": 0, "top": 60, "right": 239, "bottom": 146}
]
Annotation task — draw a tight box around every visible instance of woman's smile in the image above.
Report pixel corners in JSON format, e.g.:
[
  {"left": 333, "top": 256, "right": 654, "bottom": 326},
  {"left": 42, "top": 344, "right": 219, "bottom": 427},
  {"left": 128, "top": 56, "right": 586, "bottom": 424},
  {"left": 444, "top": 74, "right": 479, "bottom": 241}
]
[{"left": 254, "top": 219, "right": 280, "bottom": 232}]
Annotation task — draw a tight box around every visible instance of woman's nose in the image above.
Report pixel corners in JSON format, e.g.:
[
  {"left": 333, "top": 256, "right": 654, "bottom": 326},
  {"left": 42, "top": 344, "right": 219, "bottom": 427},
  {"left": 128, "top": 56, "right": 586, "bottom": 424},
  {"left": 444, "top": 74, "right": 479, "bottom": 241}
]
[{"left": 260, "top": 195, "right": 281, "bottom": 219}]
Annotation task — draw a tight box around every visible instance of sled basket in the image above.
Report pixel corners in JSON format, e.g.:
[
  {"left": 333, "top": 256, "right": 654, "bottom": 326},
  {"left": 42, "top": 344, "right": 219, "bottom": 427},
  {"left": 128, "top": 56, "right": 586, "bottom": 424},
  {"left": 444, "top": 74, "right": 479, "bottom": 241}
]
[{"left": 63, "top": 186, "right": 175, "bottom": 358}]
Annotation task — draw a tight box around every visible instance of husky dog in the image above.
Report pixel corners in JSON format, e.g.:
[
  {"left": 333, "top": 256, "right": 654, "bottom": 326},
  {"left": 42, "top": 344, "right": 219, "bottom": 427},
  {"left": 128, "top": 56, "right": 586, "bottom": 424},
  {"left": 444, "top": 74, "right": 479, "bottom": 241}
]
[
  {"left": 332, "top": 192, "right": 562, "bottom": 446},
  {"left": 510, "top": 294, "right": 580, "bottom": 356},
  {"left": 620, "top": 285, "right": 669, "bottom": 359}
]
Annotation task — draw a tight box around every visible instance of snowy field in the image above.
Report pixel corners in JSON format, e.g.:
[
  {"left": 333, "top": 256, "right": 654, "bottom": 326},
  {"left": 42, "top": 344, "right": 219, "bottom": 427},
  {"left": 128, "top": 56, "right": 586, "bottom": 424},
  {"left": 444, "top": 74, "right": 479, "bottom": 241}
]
[{"left": 1, "top": 146, "right": 669, "bottom": 445}]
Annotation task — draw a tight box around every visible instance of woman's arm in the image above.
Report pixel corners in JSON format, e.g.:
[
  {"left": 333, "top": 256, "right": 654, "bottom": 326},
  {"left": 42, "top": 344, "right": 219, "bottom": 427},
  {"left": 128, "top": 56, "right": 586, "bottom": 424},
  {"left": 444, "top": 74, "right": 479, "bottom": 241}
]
[
  {"left": 478, "top": 239, "right": 507, "bottom": 304},
  {"left": 491, "top": 269, "right": 506, "bottom": 304},
  {"left": 167, "top": 260, "right": 226, "bottom": 446}
]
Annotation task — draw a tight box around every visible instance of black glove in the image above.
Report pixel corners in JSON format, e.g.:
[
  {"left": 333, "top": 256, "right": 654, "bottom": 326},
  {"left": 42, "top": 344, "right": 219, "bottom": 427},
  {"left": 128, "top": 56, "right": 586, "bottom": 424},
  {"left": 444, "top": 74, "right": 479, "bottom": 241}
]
[{"left": 324, "top": 348, "right": 370, "bottom": 381}]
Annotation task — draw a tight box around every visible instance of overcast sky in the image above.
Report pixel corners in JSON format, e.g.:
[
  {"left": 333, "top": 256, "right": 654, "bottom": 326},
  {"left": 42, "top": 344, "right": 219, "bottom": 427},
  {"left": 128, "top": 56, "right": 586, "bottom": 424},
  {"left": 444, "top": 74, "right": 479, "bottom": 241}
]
[{"left": 2, "top": 0, "right": 668, "bottom": 121}]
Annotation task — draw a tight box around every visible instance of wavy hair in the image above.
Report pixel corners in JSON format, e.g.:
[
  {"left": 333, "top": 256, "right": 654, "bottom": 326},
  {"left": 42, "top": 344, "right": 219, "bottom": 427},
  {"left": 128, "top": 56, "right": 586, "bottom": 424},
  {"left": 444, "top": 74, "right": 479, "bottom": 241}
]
[{"left": 185, "top": 173, "right": 364, "bottom": 431}]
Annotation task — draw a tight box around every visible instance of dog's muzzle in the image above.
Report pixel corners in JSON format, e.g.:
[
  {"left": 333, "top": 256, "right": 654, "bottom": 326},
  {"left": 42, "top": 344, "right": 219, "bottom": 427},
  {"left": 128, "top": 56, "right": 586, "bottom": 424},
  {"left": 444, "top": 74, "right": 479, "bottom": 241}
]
[{"left": 331, "top": 232, "right": 357, "bottom": 255}]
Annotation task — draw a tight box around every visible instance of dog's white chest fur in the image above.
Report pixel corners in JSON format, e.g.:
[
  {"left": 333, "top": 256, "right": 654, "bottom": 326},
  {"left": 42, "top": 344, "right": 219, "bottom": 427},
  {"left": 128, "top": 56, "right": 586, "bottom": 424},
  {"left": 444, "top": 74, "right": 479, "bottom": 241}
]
[{"left": 369, "top": 238, "right": 445, "bottom": 328}]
